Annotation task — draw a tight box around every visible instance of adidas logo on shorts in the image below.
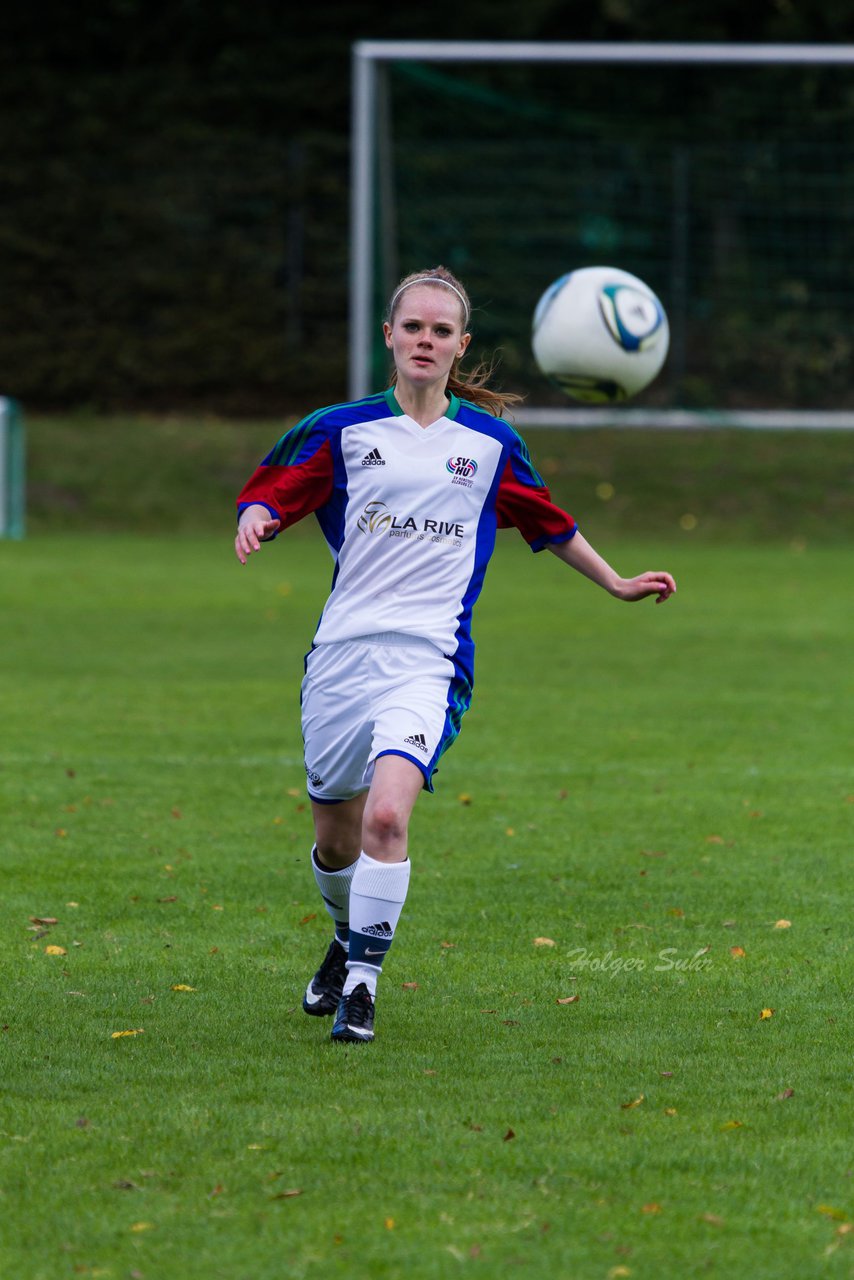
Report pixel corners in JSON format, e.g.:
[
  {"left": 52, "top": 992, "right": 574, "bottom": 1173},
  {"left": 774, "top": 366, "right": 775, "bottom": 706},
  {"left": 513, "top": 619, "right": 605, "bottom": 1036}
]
[
  {"left": 404, "top": 732, "right": 428, "bottom": 753},
  {"left": 361, "top": 448, "right": 386, "bottom": 466}
]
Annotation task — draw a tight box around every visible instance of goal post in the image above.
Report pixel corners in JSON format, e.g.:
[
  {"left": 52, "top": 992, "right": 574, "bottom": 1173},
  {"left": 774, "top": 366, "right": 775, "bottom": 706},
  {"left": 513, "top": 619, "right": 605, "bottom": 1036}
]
[
  {"left": 0, "top": 398, "right": 25, "bottom": 539},
  {"left": 350, "top": 41, "right": 854, "bottom": 428}
]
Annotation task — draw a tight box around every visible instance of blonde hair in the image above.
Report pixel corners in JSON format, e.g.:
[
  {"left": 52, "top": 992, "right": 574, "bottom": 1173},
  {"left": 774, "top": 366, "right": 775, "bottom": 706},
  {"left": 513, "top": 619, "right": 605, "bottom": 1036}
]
[{"left": 385, "top": 265, "right": 523, "bottom": 419}]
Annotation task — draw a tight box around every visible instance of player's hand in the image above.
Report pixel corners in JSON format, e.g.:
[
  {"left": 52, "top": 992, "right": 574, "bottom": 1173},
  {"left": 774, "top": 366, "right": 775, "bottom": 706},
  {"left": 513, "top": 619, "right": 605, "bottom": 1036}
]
[
  {"left": 235, "top": 515, "right": 281, "bottom": 564},
  {"left": 615, "top": 572, "right": 676, "bottom": 604}
]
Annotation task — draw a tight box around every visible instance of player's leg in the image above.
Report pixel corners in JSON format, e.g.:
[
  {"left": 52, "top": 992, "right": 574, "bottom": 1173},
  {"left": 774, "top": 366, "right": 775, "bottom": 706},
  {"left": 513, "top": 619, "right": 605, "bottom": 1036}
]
[
  {"left": 332, "top": 754, "right": 423, "bottom": 1043},
  {"left": 301, "top": 795, "right": 365, "bottom": 1016},
  {"left": 299, "top": 640, "right": 373, "bottom": 1017}
]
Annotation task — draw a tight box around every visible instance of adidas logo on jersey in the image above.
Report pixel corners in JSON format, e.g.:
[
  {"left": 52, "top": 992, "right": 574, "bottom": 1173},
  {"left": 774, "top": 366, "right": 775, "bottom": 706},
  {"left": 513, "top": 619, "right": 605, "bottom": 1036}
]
[
  {"left": 364, "top": 920, "right": 393, "bottom": 938},
  {"left": 404, "top": 732, "right": 428, "bottom": 753},
  {"left": 361, "top": 448, "right": 386, "bottom": 466}
]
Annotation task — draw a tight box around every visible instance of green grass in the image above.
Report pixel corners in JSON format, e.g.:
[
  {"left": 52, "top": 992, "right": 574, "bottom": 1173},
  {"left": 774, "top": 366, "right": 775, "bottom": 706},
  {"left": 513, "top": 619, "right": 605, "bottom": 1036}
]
[
  {"left": 1, "top": 522, "right": 852, "bottom": 1279},
  {"left": 22, "top": 409, "right": 854, "bottom": 543}
]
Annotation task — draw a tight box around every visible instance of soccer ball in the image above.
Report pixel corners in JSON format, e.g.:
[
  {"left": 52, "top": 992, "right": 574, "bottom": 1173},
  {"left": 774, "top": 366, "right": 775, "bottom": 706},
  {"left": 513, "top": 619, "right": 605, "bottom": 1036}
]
[{"left": 532, "top": 265, "right": 669, "bottom": 403}]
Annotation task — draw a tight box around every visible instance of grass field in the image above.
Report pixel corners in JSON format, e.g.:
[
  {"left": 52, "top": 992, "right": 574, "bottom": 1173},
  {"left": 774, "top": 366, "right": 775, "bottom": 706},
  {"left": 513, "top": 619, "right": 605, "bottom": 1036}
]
[{"left": 2, "top": 419, "right": 853, "bottom": 1278}]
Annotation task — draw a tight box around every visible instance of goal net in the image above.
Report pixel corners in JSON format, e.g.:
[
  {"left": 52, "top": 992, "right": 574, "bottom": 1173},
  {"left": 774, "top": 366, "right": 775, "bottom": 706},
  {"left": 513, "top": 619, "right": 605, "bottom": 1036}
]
[{"left": 350, "top": 42, "right": 854, "bottom": 427}]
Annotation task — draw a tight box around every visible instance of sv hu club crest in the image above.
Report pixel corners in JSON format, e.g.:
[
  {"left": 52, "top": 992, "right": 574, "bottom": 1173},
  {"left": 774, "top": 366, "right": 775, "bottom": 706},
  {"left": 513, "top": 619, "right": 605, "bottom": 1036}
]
[{"left": 446, "top": 456, "right": 478, "bottom": 480}]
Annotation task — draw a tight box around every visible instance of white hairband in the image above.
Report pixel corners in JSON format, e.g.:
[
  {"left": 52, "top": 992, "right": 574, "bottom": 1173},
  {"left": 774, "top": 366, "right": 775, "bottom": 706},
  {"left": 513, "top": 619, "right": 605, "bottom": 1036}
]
[{"left": 389, "top": 276, "right": 470, "bottom": 326}]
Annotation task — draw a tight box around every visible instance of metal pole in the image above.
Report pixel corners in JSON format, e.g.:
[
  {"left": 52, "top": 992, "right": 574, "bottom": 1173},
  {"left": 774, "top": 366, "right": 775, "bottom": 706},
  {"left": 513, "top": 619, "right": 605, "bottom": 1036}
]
[
  {"left": 354, "top": 40, "right": 854, "bottom": 67},
  {"left": 0, "top": 398, "right": 25, "bottom": 539},
  {"left": 349, "top": 46, "right": 378, "bottom": 401}
]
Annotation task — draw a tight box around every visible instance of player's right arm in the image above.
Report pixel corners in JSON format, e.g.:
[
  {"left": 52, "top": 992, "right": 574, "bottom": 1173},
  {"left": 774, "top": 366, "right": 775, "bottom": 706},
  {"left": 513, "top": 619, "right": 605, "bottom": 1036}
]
[
  {"left": 234, "top": 414, "right": 337, "bottom": 564},
  {"left": 235, "top": 505, "right": 282, "bottom": 564}
]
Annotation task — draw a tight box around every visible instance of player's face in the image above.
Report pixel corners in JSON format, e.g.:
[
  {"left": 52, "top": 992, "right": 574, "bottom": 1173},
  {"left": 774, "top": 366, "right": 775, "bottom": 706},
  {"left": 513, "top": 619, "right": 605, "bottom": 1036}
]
[{"left": 383, "top": 287, "right": 471, "bottom": 392}]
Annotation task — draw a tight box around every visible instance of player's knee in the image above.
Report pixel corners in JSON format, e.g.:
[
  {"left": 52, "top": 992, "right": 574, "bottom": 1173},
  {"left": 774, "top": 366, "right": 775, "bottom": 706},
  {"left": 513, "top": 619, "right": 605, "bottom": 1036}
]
[{"left": 363, "top": 798, "right": 408, "bottom": 848}]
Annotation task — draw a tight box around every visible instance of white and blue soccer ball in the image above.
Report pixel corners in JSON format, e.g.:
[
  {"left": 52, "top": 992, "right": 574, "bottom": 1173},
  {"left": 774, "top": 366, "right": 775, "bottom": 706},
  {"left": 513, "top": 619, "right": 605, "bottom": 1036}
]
[{"left": 532, "top": 265, "right": 669, "bottom": 403}]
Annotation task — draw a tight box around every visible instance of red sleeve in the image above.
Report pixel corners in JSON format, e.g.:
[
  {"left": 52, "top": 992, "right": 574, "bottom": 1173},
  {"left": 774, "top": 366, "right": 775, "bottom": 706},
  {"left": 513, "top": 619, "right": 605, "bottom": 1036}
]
[
  {"left": 495, "top": 459, "right": 577, "bottom": 552},
  {"left": 237, "top": 439, "right": 334, "bottom": 531}
]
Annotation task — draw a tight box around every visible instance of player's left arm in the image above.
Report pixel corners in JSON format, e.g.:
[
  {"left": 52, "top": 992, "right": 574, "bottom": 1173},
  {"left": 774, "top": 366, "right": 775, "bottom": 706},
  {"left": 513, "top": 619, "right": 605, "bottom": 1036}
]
[{"left": 548, "top": 531, "right": 676, "bottom": 604}]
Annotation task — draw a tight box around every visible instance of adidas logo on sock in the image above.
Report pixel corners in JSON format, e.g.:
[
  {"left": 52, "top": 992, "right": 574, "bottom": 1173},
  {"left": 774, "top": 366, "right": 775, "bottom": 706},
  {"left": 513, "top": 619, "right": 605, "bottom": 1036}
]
[
  {"left": 364, "top": 920, "right": 393, "bottom": 938},
  {"left": 361, "top": 448, "right": 386, "bottom": 466},
  {"left": 404, "top": 732, "right": 428, "bottom": 753}
]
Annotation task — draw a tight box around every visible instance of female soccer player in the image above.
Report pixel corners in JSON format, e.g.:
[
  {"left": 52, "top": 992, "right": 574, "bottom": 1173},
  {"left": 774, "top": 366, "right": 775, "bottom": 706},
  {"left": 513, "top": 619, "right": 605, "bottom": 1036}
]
[{"left": 235, "top": 266, "right": 676, "bottom": 1044}]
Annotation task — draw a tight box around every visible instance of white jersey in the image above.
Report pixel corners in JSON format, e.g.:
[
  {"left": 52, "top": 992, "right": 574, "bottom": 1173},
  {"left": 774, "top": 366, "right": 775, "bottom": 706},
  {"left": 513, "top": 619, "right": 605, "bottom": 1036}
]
[{"left": 237, "top": 389, "right": 576, "bottom": 686}]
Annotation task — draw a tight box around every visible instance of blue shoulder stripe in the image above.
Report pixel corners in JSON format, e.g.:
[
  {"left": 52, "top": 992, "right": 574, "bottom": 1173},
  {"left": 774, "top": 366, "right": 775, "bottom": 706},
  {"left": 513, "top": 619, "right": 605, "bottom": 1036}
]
[
  {"left": 267, "top": 393, "right": 391, "bottom": 466},
  {"left": 453, "top": 399, "right": 546, "bottom": 487}
]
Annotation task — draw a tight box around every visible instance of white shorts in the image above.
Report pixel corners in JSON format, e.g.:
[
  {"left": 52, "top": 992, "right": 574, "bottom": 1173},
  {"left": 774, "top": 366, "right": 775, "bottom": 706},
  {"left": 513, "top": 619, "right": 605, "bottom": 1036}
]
[{"left": 300, "top": 633, "right": 472, "bottom": 803}]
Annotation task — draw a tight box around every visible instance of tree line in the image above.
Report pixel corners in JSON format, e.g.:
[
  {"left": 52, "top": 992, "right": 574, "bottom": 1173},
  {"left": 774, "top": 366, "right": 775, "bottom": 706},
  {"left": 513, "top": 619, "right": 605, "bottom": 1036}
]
[{"left": 1, "top": 0, "right": 851, "bottom": 413}]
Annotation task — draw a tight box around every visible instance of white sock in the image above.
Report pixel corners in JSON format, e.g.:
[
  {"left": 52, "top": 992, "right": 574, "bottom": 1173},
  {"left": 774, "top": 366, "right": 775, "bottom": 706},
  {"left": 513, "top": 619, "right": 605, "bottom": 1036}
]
[
  {"left": 311, "top": 845, "right": 358, "bottom": 949},
  {"left": 344, "top": 852, "right": 411, "bottom": 997}
]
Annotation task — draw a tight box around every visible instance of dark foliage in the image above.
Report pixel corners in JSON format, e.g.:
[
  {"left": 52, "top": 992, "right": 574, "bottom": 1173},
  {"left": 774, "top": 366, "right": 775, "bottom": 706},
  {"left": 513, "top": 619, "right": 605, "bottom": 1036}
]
[{"left": 1, "top": 1, "right": 851, "bottom": 412}]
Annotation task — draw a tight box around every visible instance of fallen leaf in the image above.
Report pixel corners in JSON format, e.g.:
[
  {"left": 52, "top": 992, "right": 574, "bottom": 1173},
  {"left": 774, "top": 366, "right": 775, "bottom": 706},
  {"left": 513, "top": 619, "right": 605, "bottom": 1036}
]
[
  {"left": 700, "top": 1212, "right": 725, "bottom": 1227},
  {"left": 621, "top": 1094, "right": 645, "bottom": 1110},
  {"left": 157, "top": 896, "right": 177, "bottom": 904},
  {"left": 458, "top": 793, "right": 472, "bottom": 806},
  {"left": 817, "top": 1205, "right": 848, "bottom": 1221},
  {"left": 45, "top": 945, "right": 67, "bottom": 956},
  {"left": 533, "top": 937, "right": 555, "bottom": 947},
  {"left": 505, "top": 827, "right": 515, "bottom": 837},
  {"left": 130, "top": 1221, "right": 153, "bottom": 1232},
  {"left": 401, "top": 982, "right": 419, "bottom": 990},
  {"left": 660, "top": 1071, "right": 674, "bottom": 1078},
  {"left": 556, "top": 995, "right": 580, "bottom": 1005},
  {"left": 30, "top": 916, "right": 58, "bottom": 926},
  {"left": 760, "top": 1008, "right": 775, "bottom": 1020},
  {"left": 706, "top": 835, "right": 724, "bottom": 844},
  {"left": 667, "top": 907, "right": 684, "bottom": 917},
  {"left": 774, "top": 919, "right": 792, "bottom": 929},
  {"left": 641, "top": 1202, "right": 662, "bottom": 1214},
  {"left": 384, "top": 1217, "right": 395, "bottom": 1229},
  {"left": 503, "top": 1128, "right": 516, "bottom": 1141},
  {"left": 730, "top": 946, "right": 746, "bottom": 958},
  {"left": 171, "top": 984, "right": 196, "bottom": 992},
  {"left": 440, "top": 941, "right": 456, "bottom": 949},
  {"left": 608, "top": 1268, "right": 632, "bottom": 1279},
  {"left": 271, "top": 1188, "right": 303, "bottom": 1199},
  {"left": 719, "top": 1120, "right": 743, "bottom": 1131},
  {"left": 298, "top": 913, "right": 317, "bottom": 925},
  {"left": 640, "top": 849, "right": 666, "bottom": 857},
  {"left": 111, "top": 1029, "right": 144, "bottom": 1039},
  {"left": 208, "top": 1184, "right": 225, "bottom": 1198},
  {"left": 776, "top": 1088, "right": 795, "bottom": 1101}
]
